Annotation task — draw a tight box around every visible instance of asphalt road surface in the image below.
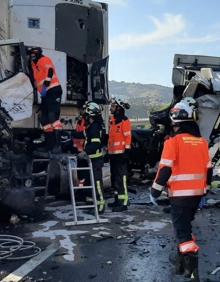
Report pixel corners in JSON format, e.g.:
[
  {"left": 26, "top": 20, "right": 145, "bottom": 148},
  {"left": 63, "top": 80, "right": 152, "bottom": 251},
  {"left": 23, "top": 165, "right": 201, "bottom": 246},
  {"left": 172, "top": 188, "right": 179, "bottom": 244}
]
[{"left": 0, "top": 185, "right": 220, "bottom": 282}]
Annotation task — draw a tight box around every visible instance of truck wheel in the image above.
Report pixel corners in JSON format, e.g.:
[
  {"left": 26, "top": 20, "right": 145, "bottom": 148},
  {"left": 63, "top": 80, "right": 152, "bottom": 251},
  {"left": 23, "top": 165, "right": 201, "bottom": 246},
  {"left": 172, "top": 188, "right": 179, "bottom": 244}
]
[{"left": 47, "top": 158, "right": 70, "bottom": 197}]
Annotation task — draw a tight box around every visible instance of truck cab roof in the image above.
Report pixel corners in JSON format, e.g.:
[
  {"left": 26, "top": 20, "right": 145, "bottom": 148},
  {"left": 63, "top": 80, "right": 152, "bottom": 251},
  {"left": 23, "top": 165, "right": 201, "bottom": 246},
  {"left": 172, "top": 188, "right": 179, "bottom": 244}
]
[{"left": 0, "top": 39, "right": 23, "bottom": 46}]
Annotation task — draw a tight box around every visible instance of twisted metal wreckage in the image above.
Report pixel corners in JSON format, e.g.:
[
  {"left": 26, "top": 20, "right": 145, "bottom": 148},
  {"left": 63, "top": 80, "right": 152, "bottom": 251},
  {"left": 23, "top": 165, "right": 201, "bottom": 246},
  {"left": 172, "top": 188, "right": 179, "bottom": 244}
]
[{"left": 130, "top": 54, "right": 220, "bottom": 179}]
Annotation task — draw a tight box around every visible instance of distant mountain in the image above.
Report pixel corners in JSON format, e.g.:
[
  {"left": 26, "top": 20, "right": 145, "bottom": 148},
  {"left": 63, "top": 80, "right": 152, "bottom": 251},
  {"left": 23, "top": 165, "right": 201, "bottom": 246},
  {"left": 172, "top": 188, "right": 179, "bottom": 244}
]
[{"left": 109, "top": 80, "right": 173, "bottom": 119}]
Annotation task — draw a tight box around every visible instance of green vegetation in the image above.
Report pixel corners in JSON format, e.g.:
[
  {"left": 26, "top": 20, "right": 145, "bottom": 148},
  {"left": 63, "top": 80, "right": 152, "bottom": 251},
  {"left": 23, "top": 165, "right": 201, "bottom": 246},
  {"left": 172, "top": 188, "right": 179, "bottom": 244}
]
[{"left": 109, "top": 81, "right": 173, "bottom": 119}]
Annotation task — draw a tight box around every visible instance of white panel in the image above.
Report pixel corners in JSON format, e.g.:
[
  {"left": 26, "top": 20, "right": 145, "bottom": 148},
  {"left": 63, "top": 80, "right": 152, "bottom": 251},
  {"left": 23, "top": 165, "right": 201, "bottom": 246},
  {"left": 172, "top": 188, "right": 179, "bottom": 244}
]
[
  {"left": 11, "top": 5, "right": 55, "bottom": 49},
  {"left": 9, "top": 0, "right": 103, "bottom": 49},
  {"left": 0, "top": 0, "right": 10, "bottom": 39}
]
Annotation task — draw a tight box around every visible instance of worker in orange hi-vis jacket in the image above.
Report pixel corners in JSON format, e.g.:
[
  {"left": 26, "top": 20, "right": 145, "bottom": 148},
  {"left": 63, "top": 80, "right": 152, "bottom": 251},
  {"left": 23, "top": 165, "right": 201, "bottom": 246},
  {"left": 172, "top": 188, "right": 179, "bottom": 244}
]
[
  {"left": 150, "top": 97, "right": 213, "bottom": 280},
  {"left": 28, "top": 47, "right": 63, "bottom": 152},
  {"left": 108, "top": 97, "right": 132, "bottom": 212}
]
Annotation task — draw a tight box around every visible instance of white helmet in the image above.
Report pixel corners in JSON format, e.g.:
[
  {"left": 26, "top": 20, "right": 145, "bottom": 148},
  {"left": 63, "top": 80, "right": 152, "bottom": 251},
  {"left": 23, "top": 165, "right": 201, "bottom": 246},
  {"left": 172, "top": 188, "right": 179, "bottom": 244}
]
[
  {"left": 170, "top": 97, "right": 198, "bottom": 123},
  {"left": 111, "top": 97, "right": 130, "bottom": 110},
  {"left": 84, "top": 102, "right": 102, "bottom": 116}
]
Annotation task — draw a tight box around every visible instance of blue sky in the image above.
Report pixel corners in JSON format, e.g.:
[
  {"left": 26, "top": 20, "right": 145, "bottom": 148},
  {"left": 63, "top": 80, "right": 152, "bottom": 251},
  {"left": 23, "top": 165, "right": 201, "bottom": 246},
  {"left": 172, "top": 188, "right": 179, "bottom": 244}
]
[{"left": 102, "top": 0, "right": 220, "bottom": 86}]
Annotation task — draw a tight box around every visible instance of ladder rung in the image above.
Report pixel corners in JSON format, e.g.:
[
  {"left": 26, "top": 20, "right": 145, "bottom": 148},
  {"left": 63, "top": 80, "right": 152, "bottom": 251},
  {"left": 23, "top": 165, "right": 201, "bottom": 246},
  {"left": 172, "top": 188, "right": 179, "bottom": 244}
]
[
  {"left": 65, "top": 219, "right": 109, "bottom": 226},
  {"left": 76, "top": 205, "right": 95, "bottom": 209},
  {"left": 71, "top": 167, "right": 91, "bottom": 171},
  {"left": 30, "top": 186, "right": 46, "bottom": 190},
  {"left": 72, "top": 186, "right": 93, "bottom": 189},
  {"left": 32, "top": 172, "right": 48, "bottom": 176},
  {"left": 33, "top": 159, "right": 49, "bottom": 162}
]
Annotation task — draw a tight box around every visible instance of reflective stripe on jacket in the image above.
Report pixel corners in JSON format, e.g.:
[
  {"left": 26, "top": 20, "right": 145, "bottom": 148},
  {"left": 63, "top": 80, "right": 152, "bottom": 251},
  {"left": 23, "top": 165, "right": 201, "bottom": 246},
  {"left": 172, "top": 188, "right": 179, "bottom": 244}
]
[
  {"left": 32, "top": 56, "right": 60, "bottom": 93},
  {"left": 108, "top": 116, "right": 131, "bottom": 154},
  {"left": 156, "top": 133, "right": 211, "bottom": 197},
  {"left": 179, "top": 240, "right": 200, "bottom": 254}
]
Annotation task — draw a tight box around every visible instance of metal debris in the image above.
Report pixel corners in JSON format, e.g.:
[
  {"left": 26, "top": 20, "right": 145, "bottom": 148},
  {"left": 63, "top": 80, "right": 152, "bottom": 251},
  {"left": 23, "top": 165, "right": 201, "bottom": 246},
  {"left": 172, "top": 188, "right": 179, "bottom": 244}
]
[
  {"left": 116, "top": 235, "right": 127, "bottom": 240},
  {"left": 9, "top": 214, "right": 20, "bottom": 224}
]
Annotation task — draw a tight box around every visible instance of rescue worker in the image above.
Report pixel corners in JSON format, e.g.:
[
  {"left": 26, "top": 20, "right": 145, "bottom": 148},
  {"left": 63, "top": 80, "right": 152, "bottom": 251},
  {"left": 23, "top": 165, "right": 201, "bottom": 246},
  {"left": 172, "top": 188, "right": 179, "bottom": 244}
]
[
  {"left": 72, "top": 102, "right": 105, "bottom": 214},
  {"left": 108, "top": 97, "right": 131, "bottom": 212},
  {"left": 28, "top": 47, "right": 62, "bottom": 152},
  {"left": 150, "top": 97, "right": 212, "bottom": 281}
]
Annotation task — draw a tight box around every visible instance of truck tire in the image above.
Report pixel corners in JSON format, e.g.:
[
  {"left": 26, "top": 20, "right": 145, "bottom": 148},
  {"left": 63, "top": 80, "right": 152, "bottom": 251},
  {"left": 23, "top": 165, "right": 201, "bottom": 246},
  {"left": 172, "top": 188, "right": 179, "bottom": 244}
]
[{"left": 47, "top": 158, "right": 70, "bottom": 197}]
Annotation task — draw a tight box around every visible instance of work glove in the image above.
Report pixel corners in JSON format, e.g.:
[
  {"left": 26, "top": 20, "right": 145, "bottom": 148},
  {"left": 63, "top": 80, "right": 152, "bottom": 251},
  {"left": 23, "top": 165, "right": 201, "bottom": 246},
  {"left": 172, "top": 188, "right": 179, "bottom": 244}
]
[
  {"left": 43, "top": 80, "right": 51, "bottom": 87},
  {"left": 149, "top": 194, "right": 158, "bottom": 206},
  {"left": 40, "top": 86, "right": 47, "bottom": 98}
]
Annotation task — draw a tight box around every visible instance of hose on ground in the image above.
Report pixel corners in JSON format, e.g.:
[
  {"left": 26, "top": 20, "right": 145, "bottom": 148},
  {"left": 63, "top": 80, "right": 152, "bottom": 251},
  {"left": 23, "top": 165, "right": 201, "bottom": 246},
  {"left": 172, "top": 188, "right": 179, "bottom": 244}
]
[{"left": 0, "top": 235, "right": 41, "bottom": 260}]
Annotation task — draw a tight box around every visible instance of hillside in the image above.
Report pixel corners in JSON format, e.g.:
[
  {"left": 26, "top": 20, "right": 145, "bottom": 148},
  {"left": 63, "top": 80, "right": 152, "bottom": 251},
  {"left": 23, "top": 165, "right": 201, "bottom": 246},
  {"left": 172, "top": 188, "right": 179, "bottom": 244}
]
[{"left": 109, "top": 81, "right": 173, "bottom": 119}]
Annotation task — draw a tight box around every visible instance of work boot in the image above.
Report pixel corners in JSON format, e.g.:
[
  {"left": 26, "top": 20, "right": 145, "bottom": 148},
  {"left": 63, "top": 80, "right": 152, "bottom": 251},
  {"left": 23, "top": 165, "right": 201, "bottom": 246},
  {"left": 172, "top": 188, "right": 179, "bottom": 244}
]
[
  {"left": 183, "top": 253, "right": 200, "bottom": 281},
  {"left": 108, "top": 201, "right": 118, "bottom": 208},
  {"left": 169, "top": 249, "right": 184, "bottom": 275},
  {"left": 175, "top": 251, "right": 184, "bottom": 275},
  {"left": 108, "top": 192, "right": 119, "bottom": 208},
  {"left": 108, "top": 200, "right": 130, "bottom": 208},
  {"left": 112, "top": 202, "right": 127, "bottom": 212}
]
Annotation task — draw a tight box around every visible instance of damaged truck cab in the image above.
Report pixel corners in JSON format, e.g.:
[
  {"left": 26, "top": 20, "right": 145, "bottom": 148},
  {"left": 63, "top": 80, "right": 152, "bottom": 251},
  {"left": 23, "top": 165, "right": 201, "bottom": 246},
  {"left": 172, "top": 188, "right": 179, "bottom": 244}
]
[
  {"left": 0, "top": 0, "right": 109, "bottom": 130},
  {"left": 130, "top": 54, "right": 220, "bottom": 177},
  {"left": 0, "top": 0, "right": 109, "bottom": 211},
  {"left": 172, "top": 54, "right": 220, "bottom": 165}
]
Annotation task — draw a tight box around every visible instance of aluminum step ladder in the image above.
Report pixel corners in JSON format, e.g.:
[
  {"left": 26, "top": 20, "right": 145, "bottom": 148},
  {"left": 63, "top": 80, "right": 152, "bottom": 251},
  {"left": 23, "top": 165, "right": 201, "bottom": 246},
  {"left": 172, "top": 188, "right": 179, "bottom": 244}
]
[{"left": 65, "top": 156, "right": 108, "bottom": 226}]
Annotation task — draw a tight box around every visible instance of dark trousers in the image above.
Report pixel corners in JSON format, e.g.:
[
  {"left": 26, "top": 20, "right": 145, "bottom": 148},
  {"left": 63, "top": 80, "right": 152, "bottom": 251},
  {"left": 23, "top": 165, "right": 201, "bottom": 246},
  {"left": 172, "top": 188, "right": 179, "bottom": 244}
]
[
  {"left": 109, "top": 154, "right": 128, "bottom": 205},
  {"left": 92, "top": 158, "right": 105, "bottom": 211},
  {"left": 40, "top": 86, "right": 62, "bottom": 150},
  {"left": 170, "top": 196, "right": 202, "bottom": 244},
  {"left": 40, "top": 86, "right": 62, "bottom": 126}
]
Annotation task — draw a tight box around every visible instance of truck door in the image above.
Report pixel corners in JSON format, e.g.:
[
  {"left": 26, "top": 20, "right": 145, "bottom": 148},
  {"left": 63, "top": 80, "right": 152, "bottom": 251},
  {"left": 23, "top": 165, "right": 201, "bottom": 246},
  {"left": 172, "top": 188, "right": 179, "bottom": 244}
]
[
  {"left": 55, "top": 3, "right": 105, "bottom": 64},
  {"left": 86, "top": 6, "right": 104, "bottom": 63},
  {"left": 55, "top": 3, "right": 87, "bottom": 62},
  {"left": 91, "top": 57, "right": 109, "bottom": 104}
]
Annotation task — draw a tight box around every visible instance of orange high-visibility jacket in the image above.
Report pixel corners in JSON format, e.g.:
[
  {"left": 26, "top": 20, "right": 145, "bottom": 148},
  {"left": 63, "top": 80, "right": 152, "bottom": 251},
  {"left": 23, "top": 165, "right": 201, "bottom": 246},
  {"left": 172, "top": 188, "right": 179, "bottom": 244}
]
[
  {"left": 156, "top": 133, "right": 211, "bottom": 197},
  {"left": 31, "top": 56, "right": 60, "bottom": 94},
  {"left": 108, "top": 116, "right": 132, "bottom": 154},
  {"left": 73, "top": 117, "right": 86, "bottom": 152},
  {"left": 76, "top": 118, "right": 86, "bottom": 132}
]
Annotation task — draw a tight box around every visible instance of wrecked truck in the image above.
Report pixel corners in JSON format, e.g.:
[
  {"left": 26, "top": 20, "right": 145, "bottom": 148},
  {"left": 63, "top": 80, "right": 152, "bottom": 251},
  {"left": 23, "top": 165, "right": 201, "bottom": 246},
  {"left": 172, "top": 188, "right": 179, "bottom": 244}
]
[
  {"left": 0, "top": 0, "right": 109, "bottom": 217},
  {"left": 129, "top": 54, "right": 220, "bottom": 176}
]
